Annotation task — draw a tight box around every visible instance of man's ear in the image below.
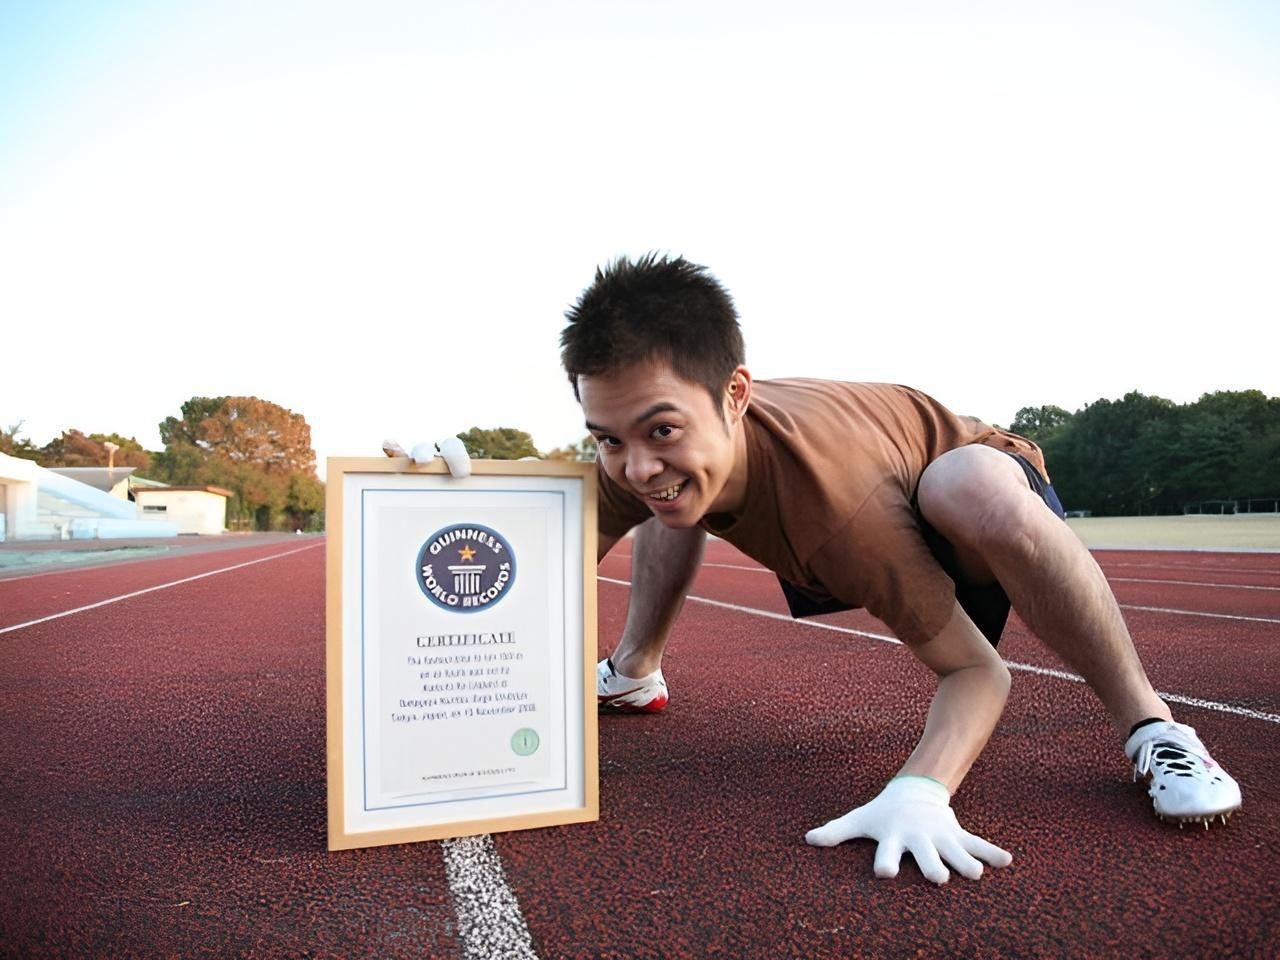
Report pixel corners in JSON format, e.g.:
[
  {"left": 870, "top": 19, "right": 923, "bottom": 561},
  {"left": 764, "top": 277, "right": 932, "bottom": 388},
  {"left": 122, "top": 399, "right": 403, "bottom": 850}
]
[{"left": 725, "top": 365, "right": 752, "bottom": 420}]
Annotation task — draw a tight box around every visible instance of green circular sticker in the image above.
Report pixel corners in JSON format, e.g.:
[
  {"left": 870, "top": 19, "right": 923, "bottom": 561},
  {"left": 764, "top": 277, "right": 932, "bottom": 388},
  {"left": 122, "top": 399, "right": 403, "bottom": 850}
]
[{"left": 511, "top": 728, "right": 540, "bottom": 757}]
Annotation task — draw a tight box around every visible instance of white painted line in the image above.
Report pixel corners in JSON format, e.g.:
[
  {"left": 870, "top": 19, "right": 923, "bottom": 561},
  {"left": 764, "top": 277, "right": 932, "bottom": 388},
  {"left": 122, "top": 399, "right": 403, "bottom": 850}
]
[
  {"left": 1111, "top": 576, "right": 1280, "bottom": 592},
  {"left": 701, "top": 561, "right": 770, "bottom": 573},
  {"left": 442, "top": 835, "right": 540, "bottom": 960},
  {"left": 1101, "top": 559, "right": 1280, "bottom": 575},
  {"left": 598, "top": 576, "right": 1280, "bottom": 725},
  {"left": 0, "top": 543, "right": 323, "bottom": 635},
  {"left": 611, "top": 559, "right": 1280, "bottom": 621},
  {"left": 1119, "top": 604, "right": 1280, "bottom": 625},
  {"left": 701, "top": 564, "right": 1280, "bottom": 597}
]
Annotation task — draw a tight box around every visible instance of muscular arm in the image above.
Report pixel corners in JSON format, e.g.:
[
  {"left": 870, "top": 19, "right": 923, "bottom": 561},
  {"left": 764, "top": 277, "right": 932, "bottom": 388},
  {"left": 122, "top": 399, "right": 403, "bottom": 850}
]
[
  {"left": 897, "top": 602, "right": 1012, "bottom": 792},
  {"left": 606, "top": 519, "right": 707, "bottom": 677}
]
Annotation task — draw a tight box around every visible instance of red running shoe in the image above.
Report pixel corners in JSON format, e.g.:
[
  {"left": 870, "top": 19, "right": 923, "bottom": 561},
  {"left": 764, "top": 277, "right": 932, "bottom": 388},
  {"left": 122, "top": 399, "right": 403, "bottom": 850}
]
[{"left": 597, "top": 658, "right": 668, "bottom": 713}]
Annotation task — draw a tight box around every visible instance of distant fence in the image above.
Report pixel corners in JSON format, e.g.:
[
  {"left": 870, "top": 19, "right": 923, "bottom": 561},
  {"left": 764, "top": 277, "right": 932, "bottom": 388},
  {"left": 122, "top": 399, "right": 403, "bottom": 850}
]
[{"left": 1183, "top": 497, "right": 1280, "bottom": 515}]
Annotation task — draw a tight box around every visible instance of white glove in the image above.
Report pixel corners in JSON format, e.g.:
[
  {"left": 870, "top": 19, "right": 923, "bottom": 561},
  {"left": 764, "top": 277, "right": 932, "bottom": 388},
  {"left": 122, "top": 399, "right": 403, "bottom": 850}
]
[
  {"left": 804, "top": 775, "right": 1012, "bottom": 884},
  {"left": 382, "top": 436, "right": 471, "bottom": 478}
]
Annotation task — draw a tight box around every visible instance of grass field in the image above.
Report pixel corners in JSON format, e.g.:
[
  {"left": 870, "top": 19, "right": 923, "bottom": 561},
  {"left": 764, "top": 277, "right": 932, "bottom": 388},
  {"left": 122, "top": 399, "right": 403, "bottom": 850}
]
[{"left": 1067, "top": 514, "right": 1280, "bottom": 550}]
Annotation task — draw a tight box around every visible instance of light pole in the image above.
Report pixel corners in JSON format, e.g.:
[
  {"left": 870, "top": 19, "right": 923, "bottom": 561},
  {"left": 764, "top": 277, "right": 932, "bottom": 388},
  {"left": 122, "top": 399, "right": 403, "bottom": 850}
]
[{"left": 103, "top": 441, "right": 120, "bottom": 479}]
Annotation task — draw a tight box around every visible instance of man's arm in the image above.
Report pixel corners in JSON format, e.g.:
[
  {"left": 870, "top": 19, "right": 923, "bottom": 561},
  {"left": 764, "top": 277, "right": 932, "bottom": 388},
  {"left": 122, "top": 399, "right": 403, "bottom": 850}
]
[
  {"left": 805, "top": 601, "right": 1014, "bottom": 884},
  {"left": 897, "top": 602, "right": 1011, "bottom": 791},
  {"left": 607, "top": 519, "right": 706, "bottom": 678}
]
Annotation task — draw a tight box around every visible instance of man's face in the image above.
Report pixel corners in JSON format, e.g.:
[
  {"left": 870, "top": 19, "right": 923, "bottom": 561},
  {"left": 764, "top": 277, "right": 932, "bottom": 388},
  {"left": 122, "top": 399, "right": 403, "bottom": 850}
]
[{"left": 579, "top": 358, "right": 748, "bottom": 528}]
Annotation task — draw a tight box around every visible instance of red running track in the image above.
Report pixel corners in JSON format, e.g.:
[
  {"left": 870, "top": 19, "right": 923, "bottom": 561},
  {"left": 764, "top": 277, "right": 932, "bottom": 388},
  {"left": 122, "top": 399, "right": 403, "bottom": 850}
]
[{"left": 0, "top": 538, "right": 1277, "bottom": 958}]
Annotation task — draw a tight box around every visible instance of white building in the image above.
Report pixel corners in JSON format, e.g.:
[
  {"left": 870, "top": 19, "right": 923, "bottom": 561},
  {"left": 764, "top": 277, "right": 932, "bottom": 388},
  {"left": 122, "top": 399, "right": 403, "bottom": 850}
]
[
  {"left": 132, "top": 486, "right": 231, "bottom": 535},
  {"left": 48, "top": 466, "right": 137, "bottom": 500},
  {"left": 0, "top": 451, "right": 178, "bottom": 540}
]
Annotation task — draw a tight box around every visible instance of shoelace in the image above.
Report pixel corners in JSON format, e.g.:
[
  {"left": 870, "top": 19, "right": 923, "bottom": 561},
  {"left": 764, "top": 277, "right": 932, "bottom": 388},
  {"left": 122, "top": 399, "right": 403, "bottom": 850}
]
[{"left": 1132, "top": 725, "right": 1207, "bottom": 781}]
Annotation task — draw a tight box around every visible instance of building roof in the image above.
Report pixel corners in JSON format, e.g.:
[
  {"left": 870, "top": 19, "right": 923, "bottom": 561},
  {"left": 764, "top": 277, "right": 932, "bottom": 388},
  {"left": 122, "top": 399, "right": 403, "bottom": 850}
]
[
  {"left": 47, "top": 467, "right": 138, "bottom": 492},
  {"left": 133, "top": 485, "right": 234, "bottom": 499}
]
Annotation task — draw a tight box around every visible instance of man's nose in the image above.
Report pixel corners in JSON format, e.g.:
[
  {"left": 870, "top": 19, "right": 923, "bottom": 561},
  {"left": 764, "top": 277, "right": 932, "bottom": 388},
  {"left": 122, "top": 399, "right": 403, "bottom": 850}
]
[{"left": 624, "top": 448, "right": 662, "bottom": 488}]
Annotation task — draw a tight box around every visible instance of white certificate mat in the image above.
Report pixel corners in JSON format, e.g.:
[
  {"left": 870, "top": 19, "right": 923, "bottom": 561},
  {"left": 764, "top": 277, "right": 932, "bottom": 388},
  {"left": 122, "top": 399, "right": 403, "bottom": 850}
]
[{"left": 326, "top": 458, "right": 598, "bottom": 850}]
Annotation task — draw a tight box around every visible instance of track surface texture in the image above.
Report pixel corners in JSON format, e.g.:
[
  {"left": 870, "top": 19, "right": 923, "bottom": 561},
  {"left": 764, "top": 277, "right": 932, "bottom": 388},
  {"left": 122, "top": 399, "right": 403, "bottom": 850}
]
[{"left": 1, "top": 536, "right": 1277, "bottom": 958}]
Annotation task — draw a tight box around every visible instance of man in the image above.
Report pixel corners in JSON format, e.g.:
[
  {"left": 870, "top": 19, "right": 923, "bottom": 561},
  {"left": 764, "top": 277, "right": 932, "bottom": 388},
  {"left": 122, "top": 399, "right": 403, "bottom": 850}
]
[{"left": 560, "top": 253, "right": 1242, "bottom": 885}]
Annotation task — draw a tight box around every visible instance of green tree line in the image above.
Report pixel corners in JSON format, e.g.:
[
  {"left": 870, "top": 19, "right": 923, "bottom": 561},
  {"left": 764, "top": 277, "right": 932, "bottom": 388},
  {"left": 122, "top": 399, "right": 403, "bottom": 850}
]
[
  {"left": 11, "top": 387, "right": 1274, "bottom": 524},
  {"left": 1009, "top": 390, "right": 1280, "bottom": 516}
]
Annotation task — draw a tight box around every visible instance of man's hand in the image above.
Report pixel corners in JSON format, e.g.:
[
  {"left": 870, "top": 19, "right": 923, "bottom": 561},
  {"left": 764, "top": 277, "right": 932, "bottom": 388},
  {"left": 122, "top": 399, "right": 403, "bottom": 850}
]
[
  {"left": 804, "top": 775, "right": 1012, "bottom": 884},
  {"left": 382, "top": 436, "right": 471, "bottom": 478}
]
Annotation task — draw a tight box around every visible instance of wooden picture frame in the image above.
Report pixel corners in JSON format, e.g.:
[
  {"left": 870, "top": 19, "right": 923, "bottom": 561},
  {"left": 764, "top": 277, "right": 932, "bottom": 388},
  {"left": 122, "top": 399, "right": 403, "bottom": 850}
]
[{"left": 325, "top": 457, "right": 598, "bottom": 850}]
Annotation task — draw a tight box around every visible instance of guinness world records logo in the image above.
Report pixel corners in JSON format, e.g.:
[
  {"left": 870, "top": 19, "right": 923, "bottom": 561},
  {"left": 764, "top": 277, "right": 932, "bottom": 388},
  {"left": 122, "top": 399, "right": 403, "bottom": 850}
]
[{"left": 417, "top": 523, "right": 516, "bottom": 613}]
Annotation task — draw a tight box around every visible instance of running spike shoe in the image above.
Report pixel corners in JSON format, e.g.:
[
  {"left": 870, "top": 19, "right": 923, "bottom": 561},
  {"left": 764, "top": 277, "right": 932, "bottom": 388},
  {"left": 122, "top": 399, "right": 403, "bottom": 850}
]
[
  {"left": 596, "top": 658, "right": 668, "bottom": 714},
  {"left": 1125, "top": 720, "right": 1242, "bottom": 827}
]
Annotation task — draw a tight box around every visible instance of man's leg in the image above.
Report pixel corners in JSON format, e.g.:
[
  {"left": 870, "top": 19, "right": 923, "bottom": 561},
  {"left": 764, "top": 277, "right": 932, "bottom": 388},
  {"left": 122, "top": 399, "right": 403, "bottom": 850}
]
[
  {"left": 610, "top": 518, "right": 707, "bottom": 678},
  {"left": 915, "top": 445, "right": 1170, "bottom": 737},
  {"left": 916, "top": 444, "right": 1242, "bottom": 824}
]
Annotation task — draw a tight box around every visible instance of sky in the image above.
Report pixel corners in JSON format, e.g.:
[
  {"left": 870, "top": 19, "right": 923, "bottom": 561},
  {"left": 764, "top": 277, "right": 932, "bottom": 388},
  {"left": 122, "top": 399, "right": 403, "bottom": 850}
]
[{"left": 2, "top": 1, "right": 1277, "bottom": 479}]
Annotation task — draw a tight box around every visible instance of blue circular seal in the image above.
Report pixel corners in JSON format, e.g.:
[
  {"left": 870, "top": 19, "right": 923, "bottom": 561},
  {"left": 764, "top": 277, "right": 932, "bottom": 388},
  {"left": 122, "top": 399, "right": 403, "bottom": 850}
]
[{"left": 416, "top": 523, "right": 516, "bottom": 613}]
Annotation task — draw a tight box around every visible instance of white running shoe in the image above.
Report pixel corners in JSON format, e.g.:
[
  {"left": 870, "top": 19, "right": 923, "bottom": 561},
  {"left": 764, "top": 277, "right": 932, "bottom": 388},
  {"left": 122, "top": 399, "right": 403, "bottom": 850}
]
[
  {"left": 1125, "top": 720, "right": 1242, "bottom": 827},
  {"left": 596, "top": 658, "right": 669, "bottom": 714}
]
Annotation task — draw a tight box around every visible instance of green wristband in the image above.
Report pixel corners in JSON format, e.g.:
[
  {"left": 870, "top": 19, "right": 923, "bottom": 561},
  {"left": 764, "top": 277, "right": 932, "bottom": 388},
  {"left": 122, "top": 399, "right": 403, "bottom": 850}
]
[{"left": 892, "top": 774, "right": 951, "bottom": 794}]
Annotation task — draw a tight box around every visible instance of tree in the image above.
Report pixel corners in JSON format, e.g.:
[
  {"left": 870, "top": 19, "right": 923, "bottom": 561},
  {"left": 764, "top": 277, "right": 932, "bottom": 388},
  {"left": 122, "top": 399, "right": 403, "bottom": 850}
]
[
  {"left": 160, "top": 396, "right": 315, "bottom": 475},
  {"left": 37, "top": 430, "right": 152, "bottom": 471},
  {"left": 88, "top": 433, "right": 153, "bottom": 472},
  {"left": 1035, "top": 388, "right": 1280, "bottom": 515},
  {"left": 154, "top": 396, "right": 321, "bottom": 530},
  {"left": 1041, "top": 392, "right": 1178, "bottom": 515},
  {"left": 457, "top": 427, "right": 540, "bottom": 460},
  {"left": 285, "top": 473, "right": 325, "bottom": 531},
  {"left": 1009, "top": 405, "right": 1073, "bottom": 443},
  {"left": 545, "top": 435, "right": 598, "bottom": 461},
  {"left": 159, "top": 397, "right": 227, "bottom": 450},
  {"left": 0, "top": 421, "right": 41, "bottom": 461}
]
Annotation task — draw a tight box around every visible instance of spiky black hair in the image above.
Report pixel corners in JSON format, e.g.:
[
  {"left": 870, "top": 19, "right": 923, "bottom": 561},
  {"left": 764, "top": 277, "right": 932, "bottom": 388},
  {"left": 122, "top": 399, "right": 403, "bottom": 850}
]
[{"left": 560, "top": 253, "right": 745, "bottom": 406}]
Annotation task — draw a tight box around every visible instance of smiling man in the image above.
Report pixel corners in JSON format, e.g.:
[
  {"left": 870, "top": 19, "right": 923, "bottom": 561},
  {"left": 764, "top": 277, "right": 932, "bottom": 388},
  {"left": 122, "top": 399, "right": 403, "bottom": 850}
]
[{"left": 560, "top": 254, "right": 1242, "bottom": 884}]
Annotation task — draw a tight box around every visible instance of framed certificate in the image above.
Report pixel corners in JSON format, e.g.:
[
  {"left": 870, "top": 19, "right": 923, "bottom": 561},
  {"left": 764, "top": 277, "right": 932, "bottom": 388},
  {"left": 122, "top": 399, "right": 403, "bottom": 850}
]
[{"left": 325, "top": 457, "right": 598, "bottom": 850}]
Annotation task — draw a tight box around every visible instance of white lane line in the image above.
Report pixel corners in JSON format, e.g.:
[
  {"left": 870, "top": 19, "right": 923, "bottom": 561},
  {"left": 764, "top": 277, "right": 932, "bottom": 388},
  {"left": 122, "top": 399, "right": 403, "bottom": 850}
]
[
  {"left": 700, "top": 561, "right": 1280, "bottom": 595},
  {"left": 1101, "top": 560, "right": 1280, "bottom": 576},
  {"left": 0, "top": 543, "right": 323, "bottom": 635},
  {"left": 1120, "top": 604, "right": 1280, "bottom": 624},
  {"left": 627, "top": 562, "right": 1280, "bottom": 623},
  {"left": 701, "top": 561, "right": 769, "bottom": 573},
  {"left": 1111, "top": 576, "right": 1280, "bottom": 592},
  {"left": 442, "top": 835, "right": 540, "bottom": 960},
  {"left": 598, "top": 576, "right": 1280, "bottom": 725}
]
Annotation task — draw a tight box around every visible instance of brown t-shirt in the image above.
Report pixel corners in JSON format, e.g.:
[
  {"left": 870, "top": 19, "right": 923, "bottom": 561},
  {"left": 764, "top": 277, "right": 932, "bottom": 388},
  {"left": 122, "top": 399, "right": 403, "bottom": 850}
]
[{"left": 597, "top": 379, "right": 1046, "bottom": 646}]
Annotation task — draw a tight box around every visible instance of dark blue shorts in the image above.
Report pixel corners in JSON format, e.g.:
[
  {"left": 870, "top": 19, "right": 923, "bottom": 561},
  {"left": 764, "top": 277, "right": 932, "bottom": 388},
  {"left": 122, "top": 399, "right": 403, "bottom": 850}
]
[{"left": 777, "top": 452, "right": 1065, "bottom": 648}]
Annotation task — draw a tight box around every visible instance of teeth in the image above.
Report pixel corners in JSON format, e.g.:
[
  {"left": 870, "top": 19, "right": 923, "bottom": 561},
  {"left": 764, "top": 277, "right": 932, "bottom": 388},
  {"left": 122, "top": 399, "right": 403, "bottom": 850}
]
[{"left": 650, "top": 482, "right": 684, "bottom": 501}]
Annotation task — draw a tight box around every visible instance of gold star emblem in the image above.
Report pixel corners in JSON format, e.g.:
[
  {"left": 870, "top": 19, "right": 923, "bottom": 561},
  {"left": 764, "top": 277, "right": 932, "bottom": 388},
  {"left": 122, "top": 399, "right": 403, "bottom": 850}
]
[{"left": 458, "top": 544, "right": 477, "bottom": 562}]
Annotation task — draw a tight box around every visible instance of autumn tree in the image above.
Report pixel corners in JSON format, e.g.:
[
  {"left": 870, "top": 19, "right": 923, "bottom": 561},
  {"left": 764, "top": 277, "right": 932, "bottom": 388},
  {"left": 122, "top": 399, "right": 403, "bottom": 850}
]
[
  {"left": 154, "top": 396, "right": 321, "bottom": 530},
  {"left": 159, "top": 396, "right": 315, "bottom": 475},
  {"left": 35, "top": 430, "right": 152, "bottom": 471},
  {"left": 545, "top": 435, "right": 598, "bottom": 461},
  {"left": 457, "top": 427, "right": 540, "bottom": 460}
]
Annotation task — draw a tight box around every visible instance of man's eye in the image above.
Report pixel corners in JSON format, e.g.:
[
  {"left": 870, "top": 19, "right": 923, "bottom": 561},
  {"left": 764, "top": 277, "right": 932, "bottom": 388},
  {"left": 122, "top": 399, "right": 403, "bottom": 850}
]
[
  {"left": 597, "top": 436, "right": 621, "bottom": 448},
  {"left": 651, "top": 424, "right": 678, "bottom": 440}
]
